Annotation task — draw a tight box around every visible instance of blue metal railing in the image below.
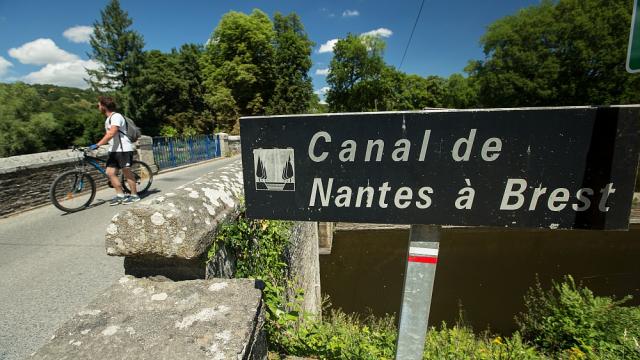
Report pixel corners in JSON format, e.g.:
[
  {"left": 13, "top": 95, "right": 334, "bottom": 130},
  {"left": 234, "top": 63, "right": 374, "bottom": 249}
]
[{"left": 152, "top": 134, "right": 221, "bottom": 170}]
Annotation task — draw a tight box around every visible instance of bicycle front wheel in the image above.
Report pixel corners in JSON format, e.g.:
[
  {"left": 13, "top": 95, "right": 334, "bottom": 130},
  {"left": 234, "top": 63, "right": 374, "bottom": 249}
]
[
  {"left": 122, "top": 160, "right": 153, "bottom": 195},
  {"left": 49, "top": 170, "right": 96, "bottom": 212}
]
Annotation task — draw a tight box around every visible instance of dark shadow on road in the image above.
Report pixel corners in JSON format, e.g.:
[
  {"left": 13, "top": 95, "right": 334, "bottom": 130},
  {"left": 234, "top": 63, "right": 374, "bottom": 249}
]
[
  {"left": 138, "top": 188, "right": 161, "bottom": 199},
  {"left": 59, "top": 199, "right": 107, "bottom": 216},
  {"left": 57, "top": 188, "right": 161, "bottom": 217}
]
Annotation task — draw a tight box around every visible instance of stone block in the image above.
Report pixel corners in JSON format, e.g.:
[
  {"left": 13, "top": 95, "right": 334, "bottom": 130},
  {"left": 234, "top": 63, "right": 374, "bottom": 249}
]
[
  {"left": 136, "top": 135, "right": 159, "bottom": 174},
  {"left": 105, "top": 160, "right": 243, "bottom": 259},
  {"left": 216, "top": 133, "right": 229, "bottom": 157},
  {"left": 31, "top": 276, "right": 266, "bottom": 360}
]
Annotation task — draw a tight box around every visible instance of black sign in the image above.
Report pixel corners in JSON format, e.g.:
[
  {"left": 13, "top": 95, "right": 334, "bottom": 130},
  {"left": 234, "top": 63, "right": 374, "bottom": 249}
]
[{"left": 240, "top": 107, "right": 640, "bottom": 230}]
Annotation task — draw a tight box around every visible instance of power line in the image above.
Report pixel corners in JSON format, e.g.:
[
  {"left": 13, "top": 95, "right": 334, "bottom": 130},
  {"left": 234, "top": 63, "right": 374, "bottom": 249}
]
[{"left": 399, "top": 0, "right": 426, "bottom": 70}]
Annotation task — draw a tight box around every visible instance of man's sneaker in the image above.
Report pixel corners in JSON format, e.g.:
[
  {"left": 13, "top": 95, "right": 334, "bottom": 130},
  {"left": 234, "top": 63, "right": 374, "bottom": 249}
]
[
  {"left": 109, "top": 196, "right": 125, "bottom": 206},
  {"left": 122, "top": 195, "right": 141, "bottom": 205}
]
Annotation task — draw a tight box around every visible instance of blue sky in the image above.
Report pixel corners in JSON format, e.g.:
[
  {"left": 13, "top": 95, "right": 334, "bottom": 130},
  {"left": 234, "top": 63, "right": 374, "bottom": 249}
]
[{"left": 0, "top": 0, "right": 541, "bottom": 96}]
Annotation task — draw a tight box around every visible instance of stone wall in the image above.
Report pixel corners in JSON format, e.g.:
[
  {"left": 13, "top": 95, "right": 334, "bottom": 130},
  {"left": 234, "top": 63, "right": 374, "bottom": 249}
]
[
  {"left": 0, "top": 148, "right": 110, "bottom": 218},
  {"left": 0, "top": 136, "right": 157, "bottom": 218}
]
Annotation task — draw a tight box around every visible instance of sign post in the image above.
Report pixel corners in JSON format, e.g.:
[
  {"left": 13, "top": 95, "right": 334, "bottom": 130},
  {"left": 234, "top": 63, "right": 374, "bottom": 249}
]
[
  {"left": 240, "top": 107, "right": 640, "bottom": 358},
  {"left": 396, "top": 225, "right": 440, "bottom": 359}
]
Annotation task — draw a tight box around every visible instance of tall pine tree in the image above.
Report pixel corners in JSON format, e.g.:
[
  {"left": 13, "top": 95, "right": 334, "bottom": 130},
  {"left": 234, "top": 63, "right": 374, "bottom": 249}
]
[{"left": 88, "top": 0, "right": 144, "bottom": 92}]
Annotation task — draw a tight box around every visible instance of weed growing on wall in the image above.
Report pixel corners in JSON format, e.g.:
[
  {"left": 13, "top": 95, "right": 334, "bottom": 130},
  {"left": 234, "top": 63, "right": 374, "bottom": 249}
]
[{"left": 207, "top": 212, "right": 305, "bottom": 349}]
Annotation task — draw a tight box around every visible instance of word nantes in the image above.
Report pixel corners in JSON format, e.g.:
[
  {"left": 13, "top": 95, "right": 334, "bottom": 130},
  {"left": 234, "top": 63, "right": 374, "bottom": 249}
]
[{"left": 306, "top": 130, "right": 617, "bottom": 213}]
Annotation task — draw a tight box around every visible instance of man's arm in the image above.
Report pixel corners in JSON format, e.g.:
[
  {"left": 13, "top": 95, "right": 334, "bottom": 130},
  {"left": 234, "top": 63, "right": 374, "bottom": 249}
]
[{"left": 96, "top": 125, "right": 120, "bottom": 147}]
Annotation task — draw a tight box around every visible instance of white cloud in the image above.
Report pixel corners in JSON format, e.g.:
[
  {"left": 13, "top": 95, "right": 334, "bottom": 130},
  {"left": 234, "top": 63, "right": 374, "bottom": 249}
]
[
  {"left": 318, "top": 28, "right": 393, "bottom": 54},
  {"left": 22, "top": 59, "right": 101, "bottom": 89},
  {"left": 361, "top": 28, "right": 393, "bottom": 38},
  {"left": 0, "top": 56, "right": 13, "bottom": 77},
  {"left": 63, "top": 26, "right": 93, "bottom": 43},
  {"left": 318, "top": 39, "right": 338, "bottom": 54},
  {"left": 342, "top": 10, "right": 360, "bottom": 17},
  {"left": 315, "top": 87, "right": 330, "bottom": 105},
  {"left": 315, "top": 68, "right": 330, "bottom": 76},
  {"left": 9, "top": 38, "right": 79, "bottom": 65},
  {"left": 314, "top": 86, "right": 330, "bottom": 95}
]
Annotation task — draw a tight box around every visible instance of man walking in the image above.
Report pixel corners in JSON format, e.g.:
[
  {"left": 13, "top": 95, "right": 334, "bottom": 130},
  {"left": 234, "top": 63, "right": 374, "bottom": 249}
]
[{"left": 90, "top": 96, "right": 140, "bottom": 205}]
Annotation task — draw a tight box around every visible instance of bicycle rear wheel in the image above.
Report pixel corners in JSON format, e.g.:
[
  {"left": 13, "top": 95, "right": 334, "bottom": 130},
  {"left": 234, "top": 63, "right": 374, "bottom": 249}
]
[
  {"left": 49, "top": 170, "right": 96, "bottom": 212},
  {"left": 121, "top": 160, "right": 153, "bottom": 195}
]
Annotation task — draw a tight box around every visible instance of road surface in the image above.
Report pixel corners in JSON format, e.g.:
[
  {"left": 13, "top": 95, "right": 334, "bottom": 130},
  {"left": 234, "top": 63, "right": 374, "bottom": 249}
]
[{"left": 0, "top": 156, "right": 239, "bottom": 360}]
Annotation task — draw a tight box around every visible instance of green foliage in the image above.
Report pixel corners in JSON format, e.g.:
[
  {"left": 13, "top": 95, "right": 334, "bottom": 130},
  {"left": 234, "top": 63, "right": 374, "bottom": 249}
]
[
  {"left": 201, "top": 10, "right": 276, "bottom": 130},
  {"left": 307, "top": 93, "right": 329, "bottom": 114},
  {"left": 265, "top": 13, "right": 314, "bottom": 115},
  {"left": 444, "top": 73, "right": 479, "bottom": 109},
  {"left": 516, "top": 275, "right": 640, "bottom": 358},
  {"left": 159, "top": 125, "right": 179, "bottom": 138},
  {"left": 182, "top": 126, "right": 198, "bottom": 137},
  {"left": 270, "top": 309, "right": 397, "bottom": 359},
  {"left": 326, "top": 33, "right": 392, "bottom": 112},
  {"left": 268, "top": 311, "right": 547, "bottom": 360},
  {"left": 209, "top": 214, "right": 292, "bottom": 280},
  {"left": 326, "top": 34, "right": 479, "bottom": 112},
  {"left": 468, "top": 0, "right": 640, "bottom": 107},
  {"left": 124, "top": 45, "right": 211, "bottom": 136},
  {"left": 0, "top": 83, "right": 103, "bottom": 157},
  {"left": 88, "top": 0, "right": 144, "bottom": 92},
  {"left": 124, "top": 50, "right": 181, "bottom": 133},
  {"left": 423, "top": 325, "right": 544, "bottom": 360}
]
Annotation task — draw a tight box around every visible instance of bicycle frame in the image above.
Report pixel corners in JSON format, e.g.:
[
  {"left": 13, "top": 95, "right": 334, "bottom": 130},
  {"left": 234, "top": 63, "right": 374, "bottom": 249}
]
[{"left": 79, "top": 154, "right": 108, "bottom": 177}]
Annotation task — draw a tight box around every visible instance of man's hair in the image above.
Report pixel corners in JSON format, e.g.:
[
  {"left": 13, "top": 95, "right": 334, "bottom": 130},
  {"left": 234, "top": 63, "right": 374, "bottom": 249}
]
[{"left": 98, "top": 96, "right": 117, "bottom": 112}]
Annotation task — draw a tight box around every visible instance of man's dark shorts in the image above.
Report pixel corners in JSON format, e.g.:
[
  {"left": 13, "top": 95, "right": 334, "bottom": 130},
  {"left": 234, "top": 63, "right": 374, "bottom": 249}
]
[{"left": 106, "top": 151, "right": 134, "bottom": 169}]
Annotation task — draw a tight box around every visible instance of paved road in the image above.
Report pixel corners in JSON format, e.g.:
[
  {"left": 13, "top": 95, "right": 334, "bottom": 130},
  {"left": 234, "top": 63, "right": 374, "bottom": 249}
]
[{"left": 0, "top": 156, "right": 239, "bottom": 360}]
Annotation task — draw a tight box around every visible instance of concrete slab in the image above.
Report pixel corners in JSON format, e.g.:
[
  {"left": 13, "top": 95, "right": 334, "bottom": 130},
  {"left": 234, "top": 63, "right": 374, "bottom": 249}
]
[{"left": 30, "top": 276, "right": 266, "bottom": 360}]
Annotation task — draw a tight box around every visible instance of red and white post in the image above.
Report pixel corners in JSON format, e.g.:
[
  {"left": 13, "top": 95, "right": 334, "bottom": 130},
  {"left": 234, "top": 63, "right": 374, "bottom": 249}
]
[{"left": 395, "top": 225, "right": 441, "bottom": 359}]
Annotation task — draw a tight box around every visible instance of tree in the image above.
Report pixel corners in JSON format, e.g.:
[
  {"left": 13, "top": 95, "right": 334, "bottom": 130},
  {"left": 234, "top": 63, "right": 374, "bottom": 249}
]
[
  {"left": 202, "top": 9, "right": 276, "bottom": 132},
  {"left": 0, "top": 83, "right": 102, "bottom": 157},
  {"left": 307, "top": 93, "right": 329, "bottom": 114},
  {"left": 393, "top": 74, "right": 456, "bottom": 110},
  {"left": 88, "top": 0, "right": 144, "bottom": 92},
  {"left": 173, "top": 44, "right": 207, "bottom": 116},
  {"left": 124, "top": 50, "right": 182, "bottom": 134},
  {"left": 443, "top": 73, "right": 478, "bottom": 109},
  {"left": 265, "top": 13, "right": 314, "bottom": 115},
  {"left": 468, "top": 0, "right": 640, "bottom": 107},
  {"left": 167, "top": 44, "right": 213, "bottom": 134},
  {"left": 326, "top": 34, "right": 393, "bottom": 112}
]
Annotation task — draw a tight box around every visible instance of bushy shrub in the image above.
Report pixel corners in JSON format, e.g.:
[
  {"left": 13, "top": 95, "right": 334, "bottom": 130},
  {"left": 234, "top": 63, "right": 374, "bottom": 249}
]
[
  {"left": 269, "top": 309, "right": 397, "bottom": 359},
  {"left": 423, "top": 325, "right": 544, "bottom": 360},
  {"left": 516, "top": 275, "right": 640, "bottom": 358}
]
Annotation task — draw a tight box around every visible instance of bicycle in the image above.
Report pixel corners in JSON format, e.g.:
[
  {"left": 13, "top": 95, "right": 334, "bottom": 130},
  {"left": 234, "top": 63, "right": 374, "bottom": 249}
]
[{"left": 49, "top": 146, "right": 154, "bottom": 212}]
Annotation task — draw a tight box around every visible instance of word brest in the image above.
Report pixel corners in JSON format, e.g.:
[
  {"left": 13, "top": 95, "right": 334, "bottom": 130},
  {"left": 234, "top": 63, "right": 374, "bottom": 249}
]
[{"left": 306, "top": 130, "right": 616, "bottom": 213}]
